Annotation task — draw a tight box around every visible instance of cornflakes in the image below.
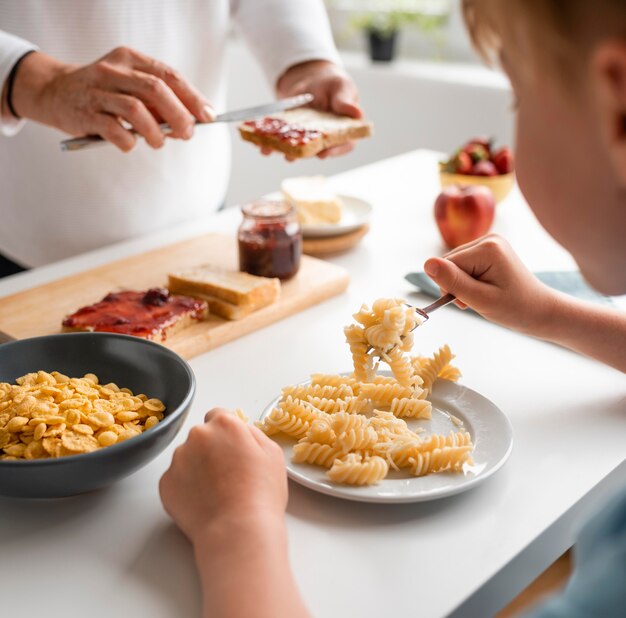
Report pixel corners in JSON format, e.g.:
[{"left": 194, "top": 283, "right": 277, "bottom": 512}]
[{"left": 0, "top": 372, "right": 165, "bottom": 461}]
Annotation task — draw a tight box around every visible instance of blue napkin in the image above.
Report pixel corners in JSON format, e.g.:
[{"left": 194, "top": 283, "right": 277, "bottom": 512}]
[{"left": 405, "top": 271, "right": 615, "bottom": 308}]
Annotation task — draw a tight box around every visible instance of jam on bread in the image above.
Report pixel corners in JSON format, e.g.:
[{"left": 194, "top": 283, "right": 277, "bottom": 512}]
[
  {"left": 62, "top": 288, "right": 208, "bottom": 341},
  {"left": 242, "top": 118, "right": 322, "bottom": 147},
  {"left": 238, "top": 108, "right": 373, "bottom": 159}
]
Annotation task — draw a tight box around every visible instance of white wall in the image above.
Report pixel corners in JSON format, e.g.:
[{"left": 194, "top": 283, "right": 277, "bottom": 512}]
[{"left": 224, "top": 39, "right": 513, "bottom": 207}]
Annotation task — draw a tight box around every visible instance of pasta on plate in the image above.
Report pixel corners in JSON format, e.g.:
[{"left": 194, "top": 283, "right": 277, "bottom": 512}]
[{"left": 256, "top": 298, "right": 474, "bottom": 486}]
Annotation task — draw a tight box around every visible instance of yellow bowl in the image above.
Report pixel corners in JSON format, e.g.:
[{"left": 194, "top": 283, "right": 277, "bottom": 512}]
[{"left": 439, "top": 164, "right": 515, "bottom": 204}]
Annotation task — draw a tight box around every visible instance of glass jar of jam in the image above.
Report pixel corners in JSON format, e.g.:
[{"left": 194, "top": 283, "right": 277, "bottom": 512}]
[{"left": 238, "top": 200, "right": 302, "bottom": 280}]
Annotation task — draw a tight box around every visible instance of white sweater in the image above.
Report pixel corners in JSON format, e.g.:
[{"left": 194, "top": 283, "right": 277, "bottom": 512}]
[{"left": 0, "top": 0, "right": 339, "bottom": 266}]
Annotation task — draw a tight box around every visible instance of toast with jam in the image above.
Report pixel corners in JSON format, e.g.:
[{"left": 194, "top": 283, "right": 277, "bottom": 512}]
[
  {"left": 238, "top": 108, "right": 373, "bottom": 158},
  {"left": 62, "top": 288, "right": 208, "bottom": 341}
]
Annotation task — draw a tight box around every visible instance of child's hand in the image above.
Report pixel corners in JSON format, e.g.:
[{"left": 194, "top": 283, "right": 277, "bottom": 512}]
[
  {"left": 424, "top": 234, "right": 556, "bottom": 335},
  {"left": 159, "top": 408, "right": 288, "bottom": 544}
]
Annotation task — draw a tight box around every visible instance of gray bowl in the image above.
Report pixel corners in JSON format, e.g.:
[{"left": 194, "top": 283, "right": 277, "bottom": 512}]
[{"left": 0, "top": 333, "right": 195, "bottom": 498}]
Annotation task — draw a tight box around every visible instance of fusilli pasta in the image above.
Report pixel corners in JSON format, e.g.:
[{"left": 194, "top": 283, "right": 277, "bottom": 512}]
[
  {"left": 383, "top": 346, "right": 417, "bottom": 387},
  {"left": 413, "top": 345, "right": 458, "bottom": 394},
  {"left": 359, "top": 382, "right": 416, "bottom": 405},
  {"left": 344, "top": 324, "right": 375, "bottom": 382},
  {"left": 408, "top": 446, "right": 473, "bottom": 477},
  {"left": 389, "top": 397, "right": 432, "bottom": 419},
  {"left": 258, "top": 298, "right": 473, "bottom": 487},
  {"left": 305, "top": 418, "right": 336, "bottom": 445},
  {"left": 306, "top": 396, "right": 348, "bottom": 414},
  {"left": 283, "top": 383, "right": 353, "bottom": 401},
  {"left": 330, "top": 411, "right": 368, "bottom": 435},
  {"left": 293, "top": 441, "right": 341, "bottom": 467},
  {"left": 382, "top": 431, "right": 471, "bottom": 469},
  {"left": 310, "top": 374, "right": 358, "bottom": 390},
  {"left": 439, "top": 365, "right": 462, "bottom": 382},
  {"left": 257, "top": 407, "right": 309, "bottom": 438},
  {"left": 335, "top": 425, "right": 378, "bottom": 452},
  {"left": 327, "top": 453, "right": 389, "bottom": 485}
]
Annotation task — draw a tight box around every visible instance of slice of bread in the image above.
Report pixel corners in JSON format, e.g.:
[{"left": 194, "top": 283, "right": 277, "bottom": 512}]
[
  {"left": 239, "top": 108, "right": 373, "bottom": 158},
  {"left": 281, "top": 176, "right": 342, "bottom": 225},
  {"left": 168, "top": 265, "right": 280, "bottom": 317}
]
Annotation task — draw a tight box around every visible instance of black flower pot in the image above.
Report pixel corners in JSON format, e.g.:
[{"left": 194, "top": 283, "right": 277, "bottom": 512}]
[{"left": 367, "top": 28, "right": 398, "bottom": 62}]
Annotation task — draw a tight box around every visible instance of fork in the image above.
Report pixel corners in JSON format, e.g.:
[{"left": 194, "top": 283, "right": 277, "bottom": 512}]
[{"left": 409, "top": 293, "right": 457, "bottom": 328}]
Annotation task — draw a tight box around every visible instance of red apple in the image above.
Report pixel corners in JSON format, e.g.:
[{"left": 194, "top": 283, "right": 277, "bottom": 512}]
[{"left": 434, "top": 185, "right": 496, "bottom": 249}]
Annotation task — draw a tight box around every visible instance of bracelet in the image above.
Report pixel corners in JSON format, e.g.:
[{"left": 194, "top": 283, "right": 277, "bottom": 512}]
[{"left": 5, "top": 50, "right": 37, "bottom": 119}]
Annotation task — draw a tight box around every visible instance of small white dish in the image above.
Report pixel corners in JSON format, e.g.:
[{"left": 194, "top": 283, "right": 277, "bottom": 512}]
[
  {"left": 301, "top": 194, "right": 372, "bottom": 238},
  {"left": 259, "top": 375, "right": 513, "bottom": 504},
  {"left": 265, "top": 192, "right": 372, "bottom": 238}
]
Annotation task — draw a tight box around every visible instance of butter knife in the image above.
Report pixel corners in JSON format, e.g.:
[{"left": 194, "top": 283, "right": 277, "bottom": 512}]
[{"left": 60, "top": 92, "right": 314, "bottom": 152}]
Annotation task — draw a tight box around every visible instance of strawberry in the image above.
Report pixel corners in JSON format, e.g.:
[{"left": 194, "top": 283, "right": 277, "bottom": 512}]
[
  {"left": 492, "top": 147, "right": 514, "bottom": 174},
  {"left": 471, "top": 160, "right": 498, "bottom": 176},
  {"left": 452, "top": 151, "right": 473, "bottom": 174},
  {"left": 466, "top": 137, "right": 493, "bottom": 153},
  {"left": 464, "top": 143, "right": 490, "bottom": 164}
]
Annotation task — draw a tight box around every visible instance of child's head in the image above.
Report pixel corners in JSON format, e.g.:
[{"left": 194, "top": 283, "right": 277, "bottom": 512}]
[{"left": 463, "top": 0, "right": 626, "bottom": 294}]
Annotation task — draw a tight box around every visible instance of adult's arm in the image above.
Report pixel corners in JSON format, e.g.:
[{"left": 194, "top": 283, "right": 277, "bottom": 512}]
[
  {"left": 0, "top": 30, "right": 38, "bottom": 136},
  {"left": 0, "top": 32, "right": 214, "bottom": 151},
  {"left": 232, "top": 0, "right": 340, "bottom": 90}
]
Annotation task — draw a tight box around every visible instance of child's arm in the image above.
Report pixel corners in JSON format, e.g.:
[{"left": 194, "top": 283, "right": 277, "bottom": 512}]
[
  {"left": 159, "top": 409, "right": 310, "bottom": 618},
  {"left": 424, "top": 235, "right": 626, "bottom": 372}
]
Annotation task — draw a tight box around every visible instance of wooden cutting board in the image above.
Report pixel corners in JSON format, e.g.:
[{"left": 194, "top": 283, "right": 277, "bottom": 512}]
[{"left": 0, "top": 233, "right": 350, "bottom": 359}]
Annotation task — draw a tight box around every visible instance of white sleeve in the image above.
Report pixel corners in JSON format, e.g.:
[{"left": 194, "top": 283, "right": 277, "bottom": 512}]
[
  {"left": 232, "top": 0, "right": 341, "bottom": 87},
  {"left": 0, "top": 30, "right": 38, "bottom": 137}
]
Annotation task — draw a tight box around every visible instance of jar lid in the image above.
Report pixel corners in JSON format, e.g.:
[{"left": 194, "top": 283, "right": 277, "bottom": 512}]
[{"left": 241, "top": 200, "right": 294, "bottom": 219}]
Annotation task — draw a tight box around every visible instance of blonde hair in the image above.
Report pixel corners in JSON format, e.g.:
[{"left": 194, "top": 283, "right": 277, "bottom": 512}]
[{"left": 462, "top": 0, "right": 626, "bottom": 77}]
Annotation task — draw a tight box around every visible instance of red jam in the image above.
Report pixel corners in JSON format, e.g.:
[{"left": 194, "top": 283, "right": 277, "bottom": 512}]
[
  {"left": 238, "top": 201, "right": 302, "bottom": 280},
  {"left": 243, "top": 117, "right": 322, "bottom": 146},
  {"left": 62, "top": 288, "right": 207, "bottom": 339}
]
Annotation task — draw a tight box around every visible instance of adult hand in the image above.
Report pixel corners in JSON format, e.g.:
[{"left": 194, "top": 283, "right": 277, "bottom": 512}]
[
  {"left": 271, "top": 59, "right": 363, "bottom": 161},
  {"left": 424, "top": 234, "right": 558, "bottom": 336},
  {"left": 159, "top": 408, "right": 287, "bottom": 545},
  {"left": 9, "top": 48, "right": 215, "bottom": 151}
]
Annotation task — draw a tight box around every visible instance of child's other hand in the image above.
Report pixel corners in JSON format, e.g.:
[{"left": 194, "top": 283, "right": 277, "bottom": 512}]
[
  {"left": 424, "top": 234, "right": 556, "bottom": 335},
  {"left": 159, "top": 408, "right": 288, "bottom": 544}
]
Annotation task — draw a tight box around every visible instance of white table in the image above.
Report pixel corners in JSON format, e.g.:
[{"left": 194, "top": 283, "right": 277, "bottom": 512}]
[{"left": 1, "top": 150, "right": 624, "bottom": 618}]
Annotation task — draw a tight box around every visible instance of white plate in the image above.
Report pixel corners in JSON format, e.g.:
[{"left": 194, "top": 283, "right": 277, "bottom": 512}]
[
  {"left": 259, "top": 375, "right": 513, "bottom": 504},
  {"left": 265, "top": 192, "right": 372, "bottom": 238}
]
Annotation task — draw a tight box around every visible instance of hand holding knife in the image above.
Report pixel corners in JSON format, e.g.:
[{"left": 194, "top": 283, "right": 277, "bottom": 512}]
[{"left": 60, "top": 93, "right": 314, "bottom": 152}]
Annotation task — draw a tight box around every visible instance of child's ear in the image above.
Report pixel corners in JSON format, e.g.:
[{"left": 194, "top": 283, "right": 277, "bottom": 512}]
[{"left": 592, "top": 40, "right": 626, "bottom": 187}]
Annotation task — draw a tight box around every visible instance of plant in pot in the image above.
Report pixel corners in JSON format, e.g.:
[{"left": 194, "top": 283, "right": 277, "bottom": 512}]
[{"left": 347, "top": 1, "right": 451, "bottom": 62}]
